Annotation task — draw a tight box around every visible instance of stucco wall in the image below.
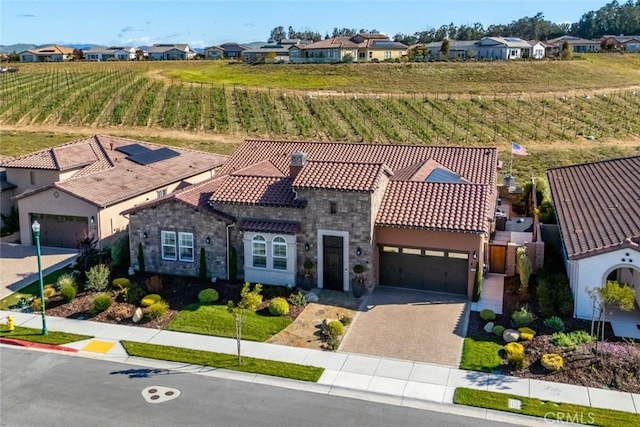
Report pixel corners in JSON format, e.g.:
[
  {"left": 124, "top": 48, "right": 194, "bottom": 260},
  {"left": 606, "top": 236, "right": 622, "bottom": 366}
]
[
  {"left": 128, "top": 202, "right": 229, "bottom": 279},
  {"left": 571, "top": 248, "right": 640, "bottom": 319},
  {"left": 7, "top": 169, "right": 61, "bottom": 191}
]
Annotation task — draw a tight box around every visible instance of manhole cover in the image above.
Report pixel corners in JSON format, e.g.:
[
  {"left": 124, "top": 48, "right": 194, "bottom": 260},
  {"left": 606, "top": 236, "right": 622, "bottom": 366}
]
[{"left": 142, "top": 386, "right": 181, "bottom": 403}]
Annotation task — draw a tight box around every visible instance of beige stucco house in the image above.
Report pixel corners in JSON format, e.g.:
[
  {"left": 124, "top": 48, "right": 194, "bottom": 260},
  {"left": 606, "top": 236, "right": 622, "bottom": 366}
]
[
  {"left": 0, "top": 135, "right": 227, "bottom": 249},
  {"left": 289, "top": 33, "right": 407, "bottom": 63},
  {"left": 125, "top": 140, "right": 498, "bottom": 297}
]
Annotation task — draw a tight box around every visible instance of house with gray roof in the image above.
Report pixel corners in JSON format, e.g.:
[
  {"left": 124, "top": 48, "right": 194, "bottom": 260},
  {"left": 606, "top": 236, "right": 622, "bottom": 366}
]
[
  {"left": 547, "top": 156, "right": 640, "bottom": 331},
  {"left": 0, "top": 136, "right": 227, "bottom": 249},
  {"left": 148, "top": 44, "right": 196, "bottom": 60},
  {"left": 125, "top": 139, "right": 498, "bottom": 297},
  {"left": 427, "top": 37, "right": 535, "bottom": 60},
  {"left": 84, "top": 46, "right": 136, "bottom": 61}
]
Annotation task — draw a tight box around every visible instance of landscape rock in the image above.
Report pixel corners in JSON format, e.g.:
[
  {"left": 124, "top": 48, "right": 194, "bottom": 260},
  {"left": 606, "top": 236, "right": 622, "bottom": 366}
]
[
  {"left": 305, "top": 292, "right": 319, "bottom": 303},
  {"left": 503, "top": 328, "right": 520, "bottom": 343},
  {"left": 483, "top": 322, "right": 495, "bottom": 333},
  {"left": 132, "top": 307, "right": 143, "bottom": 323}
]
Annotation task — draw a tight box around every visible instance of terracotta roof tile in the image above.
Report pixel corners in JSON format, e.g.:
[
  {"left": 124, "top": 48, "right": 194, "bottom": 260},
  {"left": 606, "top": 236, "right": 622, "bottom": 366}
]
[
  {"left": 293, "top": 160, "right": 392, "bottom": 192},
  {"left": 547, "top": 156, "right": 640, "bottom": 259},
  {"left": 238, "top": 219, "right": 300, "bottom": 234},
  {"left": 211, "top": 176, "right": 303, "bottom": 207},
  {"left": 376, "top": 181, "right": 491, "bottom": 233}
]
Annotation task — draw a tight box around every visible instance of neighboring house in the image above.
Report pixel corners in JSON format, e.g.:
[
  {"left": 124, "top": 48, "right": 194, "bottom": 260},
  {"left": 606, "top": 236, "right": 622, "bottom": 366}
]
[
  {"left": 0, "top": 156, "right": 17, "bottom": 228},
  {"left": 0, "top": 135, "right": 227, "bottom": 249},
  {"left": 526, "top": 41, "right": 547, "bottom": 59},
  {"left": 601, "top": 35, "right": 640, "bottom": 52},
  {"left": 147, "top": 44, "right": 197, "bottom": 60},
  {"left": 203, "top": 45, "right": 224, "bottom": 59},
  {"left": 547, "top": 156, "right": 640, "bottom": 320},
  {"left": 19, "top": 45, "right": 74, "bottom": 62},
  {"left": 84, "top": 46, "right": 136, "bottom": 61},
  {"left": 289, "top": 33, "right": 407, "bottom": 63},
  {"left": 427, "top": 37, "right": 533, "bottom": 60},
  {"left": 217, "top": 42, "right": 249, "bottom": 59},
  {"left": 242, "top": 39, "right": 310, "bottom": 63},
  {"left": 547, "top": 35, "right": 601, "bottom": 53},
  {"left": 125, "top": 140, "right": 498, "bottom": 297}
]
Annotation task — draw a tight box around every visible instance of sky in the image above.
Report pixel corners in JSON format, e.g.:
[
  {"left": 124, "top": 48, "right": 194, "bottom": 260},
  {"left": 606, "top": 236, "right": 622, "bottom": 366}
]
[{"left": 1, "top": 0, "right": 610, "bottom": 48}]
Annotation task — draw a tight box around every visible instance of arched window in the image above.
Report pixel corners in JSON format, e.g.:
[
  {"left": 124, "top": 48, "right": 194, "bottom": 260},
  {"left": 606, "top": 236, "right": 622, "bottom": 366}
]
[
  {"left": 252, "top": 235, "right": 266, "bottom": 268},
  {"left": 272, "top": 236, "right": 287, "bottom": 270}
]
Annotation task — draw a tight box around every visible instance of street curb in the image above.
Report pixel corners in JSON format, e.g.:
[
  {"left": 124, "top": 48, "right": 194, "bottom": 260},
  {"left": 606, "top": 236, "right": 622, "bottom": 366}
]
[{"left": 0, "top": 337, "right": 79, "bottom": 353}]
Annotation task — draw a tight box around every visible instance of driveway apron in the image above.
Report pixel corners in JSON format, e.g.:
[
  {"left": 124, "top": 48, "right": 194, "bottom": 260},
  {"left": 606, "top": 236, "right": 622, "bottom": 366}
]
[{"left": 340, "top": 287, "right": 469, "bottom": 367}]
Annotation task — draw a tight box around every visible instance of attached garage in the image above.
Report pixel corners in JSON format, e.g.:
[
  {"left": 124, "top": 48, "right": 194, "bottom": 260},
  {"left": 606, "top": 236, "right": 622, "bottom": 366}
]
[
  {"left": 379, "top": 245, "right": 469, "bottom": 294},
  {"left": 30, "top": 213, "right": 88, "bottom": 248}
]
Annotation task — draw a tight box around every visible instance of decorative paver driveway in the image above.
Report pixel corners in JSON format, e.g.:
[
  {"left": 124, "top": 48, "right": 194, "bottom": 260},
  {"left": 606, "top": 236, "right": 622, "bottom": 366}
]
[{"left": 339, "top": 287, "right": 469, "bottom": 367}]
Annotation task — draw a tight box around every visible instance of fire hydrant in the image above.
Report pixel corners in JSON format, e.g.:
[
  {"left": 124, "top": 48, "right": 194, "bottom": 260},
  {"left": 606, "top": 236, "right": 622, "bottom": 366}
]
[{"left": 6, "top": 315, "right": 15, "bottom": 332}]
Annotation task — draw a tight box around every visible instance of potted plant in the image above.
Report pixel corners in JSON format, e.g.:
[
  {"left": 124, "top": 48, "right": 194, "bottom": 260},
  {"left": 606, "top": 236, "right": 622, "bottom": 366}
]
[
  {"left": 352, "top": 264, "right": 366, "bottom": 298},
  {"left": 300, "top": 258, "right": 314, "bottom": 290}
]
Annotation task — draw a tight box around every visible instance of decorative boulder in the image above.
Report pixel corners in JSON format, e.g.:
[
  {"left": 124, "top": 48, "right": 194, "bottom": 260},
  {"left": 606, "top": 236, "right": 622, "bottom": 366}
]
[
  {"left": 483, "top": 322, "right": 495, "bottom": 333},
  {"left": 132, "top": 307, "right": 144, "bottom": 323},
  {"left": 503, "top": 328, "right": 520, "bottom": 343},
  {"left": 305, "top": 292, "right": 319, "bottom": 303}
]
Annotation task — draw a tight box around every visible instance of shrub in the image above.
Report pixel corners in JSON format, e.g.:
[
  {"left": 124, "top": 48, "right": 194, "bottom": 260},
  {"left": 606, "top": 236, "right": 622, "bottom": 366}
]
[
  {"left": 544, "top": 316, "right": 565, "bottom": 332},
  {"left": 552, "top": 330, "right": 594, "bottom": 351},
  {"left": 229, "top": 247, "right": 238, "bottom": 283},
  {"left": 518, "top": 327, "right": 536, "bottom": 341},
  {"left": 146, "top": 275, "right": 162, "bottom": 293},
  {"left": 268, "top": 297, "right": 290, "bottom": 316},
  {"left": 288, "top": 291, "right": 307, "bottom": 307},
  {"left": 198, "top": 288, "right": 219, "bottom": 304},
  {"left": 91, "top": 293, "right": 112, "bottom": 315},
  {"left": 339, "top": 315, "right": 353, "bottom": 326},
  {"left": 124, "top": 285, "right": 146, "bottom": 305},
  {"left": 31, "top": 297, "right": 48, "bottom": 312},
  {"left": 85, "top": 264, "right": 110, "bottom": 292},
  {"left": 479, "top": 309, "right": 496, "bottom": 321},
  {"left": 472, "top": 263, "right": 483, "bottom": 302},
  {"left": 56, "top": 273, "right": 76, "bottom": 291},
  {"left": 198, "top": 247, "right": 207, "bottom": 280},
  {"left": 492, "top": 325, "right": 505, "bottom": 337},
  {"left": 43, "top": 285, "right": 57, "bottom": 298},
  {"left": 147, "top": 301, "right": 169, "bottom": 320},
  {"left": 137, "top": 243, "right": 145, "bottom": 274},
  {"left": 110, "top": 235, "right": 130, "bottom": 267},
  {"left": 60, "top": 283, "right": 77, "bottom": 303},
  {"left": 326, "top": 320, "right": 344, "bottom": 336},
  {"left": 541, "top": 353, "right": 564, "bottom": 371},
  {"left": 504, "top": 342, "right": 525, "bottom": 370},
  {"left": 112, "top": 278, "right": 131, "bottom": 289},
  {"left": 516, "top": 247, "right": 532, "bottom": 295},
  {"left": 537, "top": 271, "right": 574, "bottom": 318},
  {"left": 511, "top": 306, "right": 535, "bottom": 328},
  {"left": 141, "top": 294, "right": 162, "bottom": 307}
]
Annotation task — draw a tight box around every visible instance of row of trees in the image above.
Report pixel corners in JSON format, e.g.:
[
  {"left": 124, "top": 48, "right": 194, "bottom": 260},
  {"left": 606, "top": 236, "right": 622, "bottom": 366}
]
[{"left": 269, "top": 1, "right": 640, "bottom": 44}]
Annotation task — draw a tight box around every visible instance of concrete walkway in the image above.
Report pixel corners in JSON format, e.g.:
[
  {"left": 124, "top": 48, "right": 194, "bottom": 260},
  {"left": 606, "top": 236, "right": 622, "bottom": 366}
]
[
  {"left": 470, "top": 273, "right": 504, "bottom": 315},
  {"left": 0, "top": 243, "right": 78, "bottom": 299},
  {"left": 2, "top": 309, "right": 639, "bottom": 424}
]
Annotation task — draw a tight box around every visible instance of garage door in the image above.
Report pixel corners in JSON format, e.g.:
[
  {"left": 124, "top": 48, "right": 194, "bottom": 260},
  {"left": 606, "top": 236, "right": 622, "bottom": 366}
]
[
  {"left": 379, "top": 246, "right": 469, "bottom": 294},
  {"left": 30, "top": 213, "right": 88, "bottom": 248}
]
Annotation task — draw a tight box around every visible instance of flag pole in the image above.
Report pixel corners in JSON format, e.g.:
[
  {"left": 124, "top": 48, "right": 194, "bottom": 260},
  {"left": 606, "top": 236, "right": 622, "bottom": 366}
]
[{"left": 509, "top": 143, "right": 513, "bottom": 179}]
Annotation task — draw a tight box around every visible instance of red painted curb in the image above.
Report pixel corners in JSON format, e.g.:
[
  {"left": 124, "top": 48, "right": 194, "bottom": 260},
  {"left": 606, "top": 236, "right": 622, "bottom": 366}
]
[{"left": 0, "top": 337, "right": 79, "bottom": 353}]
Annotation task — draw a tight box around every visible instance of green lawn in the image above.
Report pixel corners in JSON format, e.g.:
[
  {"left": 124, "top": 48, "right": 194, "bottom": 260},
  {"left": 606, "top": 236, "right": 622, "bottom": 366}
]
[
  {"left": 165, "top": 303, "right": 292, "bottom": 342},
  {"left": 454, "top": 387, "right": 640, "bottom": 426},
  {"left": 121, "top": 340, "right": 323, "bottom": 382},
  {"left": 0, "top": 325, "right": 91, "bottom": 345},
  {"left": 459, "top": 337, "right": 503, "bottom": 372},
  {"left": 0, "top": 267, "right": 73, "bottom": 310}
]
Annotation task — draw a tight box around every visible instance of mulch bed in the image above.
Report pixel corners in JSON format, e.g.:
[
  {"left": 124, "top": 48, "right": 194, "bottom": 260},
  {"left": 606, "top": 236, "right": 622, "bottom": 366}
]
[
  {"left": 44, "top": 275, "right": 305, "bottom": 331},
  {"left": 470, "top": 276, "right": 640, "bottom": 393}
]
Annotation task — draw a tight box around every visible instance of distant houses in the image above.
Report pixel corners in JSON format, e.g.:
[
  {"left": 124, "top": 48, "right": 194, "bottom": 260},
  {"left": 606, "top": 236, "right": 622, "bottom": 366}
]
[
  {"left": 19, "top": 45, "right": 74, "bottom": 62},
  {"left": 84, "top": 46, "right": 137, "bottom": 61}
]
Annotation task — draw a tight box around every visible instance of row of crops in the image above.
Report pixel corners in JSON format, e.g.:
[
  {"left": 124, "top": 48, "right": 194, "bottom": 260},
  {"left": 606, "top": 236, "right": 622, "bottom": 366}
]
[{"left": 2, "top": 68, "right": 640, "bottom": 144}]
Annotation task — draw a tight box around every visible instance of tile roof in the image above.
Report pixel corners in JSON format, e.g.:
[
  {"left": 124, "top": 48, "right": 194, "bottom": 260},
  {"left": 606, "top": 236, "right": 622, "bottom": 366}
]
[
  {"left": 299, "top": 35, "right": 407, "bottom": 50},
  {"left": 547, "top": 156, "right": 640, "bottom": 260},
  {"left": 6, "top": 135, "right": 227, "bottom": 208},
  {"left": 219, "top": 140, "right": 497, "bottom": 185},
  {"left": 211, "top": 176, "right": 304, "bottom": 207},
  {"left": 238, "top": 219, "right": 300, "bottom": 235},
  {"left": 376, "top": 181, "right": 491, "bottom": 233},
  {"left": 292, "top": 160, "right": 392, "bottom": 192}
]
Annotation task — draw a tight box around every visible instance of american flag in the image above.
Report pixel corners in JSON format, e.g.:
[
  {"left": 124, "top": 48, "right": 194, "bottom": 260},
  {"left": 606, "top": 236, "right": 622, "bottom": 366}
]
[{"left": 511, "top": 143, "right": 528, "bottom": 156}]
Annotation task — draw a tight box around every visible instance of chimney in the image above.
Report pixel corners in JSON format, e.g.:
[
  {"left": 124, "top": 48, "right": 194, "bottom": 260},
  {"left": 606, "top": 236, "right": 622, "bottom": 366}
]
[{"left": 289, "top": 152, "right": 307, "bottom": 177}]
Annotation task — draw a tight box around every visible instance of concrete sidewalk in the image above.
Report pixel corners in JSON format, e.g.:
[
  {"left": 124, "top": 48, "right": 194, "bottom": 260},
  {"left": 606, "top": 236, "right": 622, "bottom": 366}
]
[{"left": 2, "top": 309, "right": 640, "bottom": 423}]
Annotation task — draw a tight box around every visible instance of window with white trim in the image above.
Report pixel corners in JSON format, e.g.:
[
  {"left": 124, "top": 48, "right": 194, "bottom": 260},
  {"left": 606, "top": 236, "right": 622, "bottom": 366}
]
[
  {"left": 161, "top": 231, "right": 177, "bottom": 260},
  {"left": 252, "top": 235, "right": 267, "bottom": 268},
  {"left": 178, "top": 232, "right": 194, "bottom": 262},
  {"left": 272, "top": 237, "right": 287, "bottom": 270}
]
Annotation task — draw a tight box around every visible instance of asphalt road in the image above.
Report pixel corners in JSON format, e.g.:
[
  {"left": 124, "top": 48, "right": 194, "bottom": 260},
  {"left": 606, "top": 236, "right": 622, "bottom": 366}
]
[{"left": 0, "top": 347, "right": 518, "bottom": 427}]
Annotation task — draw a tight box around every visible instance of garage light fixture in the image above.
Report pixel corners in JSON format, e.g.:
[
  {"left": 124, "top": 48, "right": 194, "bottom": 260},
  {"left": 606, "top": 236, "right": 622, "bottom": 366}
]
[
  {"left": 473, "top": 251, "right": 477, "bottom": 260},
  {"left": 90, "top": 216, "right": 95, "bottom": 224},
  {"left": 304, "top": 242, "right": 310, "bottom": 251},
  {"left": 143, "top": 231, "right": 148, "bottom": 239},
  {"left": 206, "top": 236, "right": 211, "bottom": 245},
  {"left": 356, "top": 247, "right": 362, "bottom": 256}
]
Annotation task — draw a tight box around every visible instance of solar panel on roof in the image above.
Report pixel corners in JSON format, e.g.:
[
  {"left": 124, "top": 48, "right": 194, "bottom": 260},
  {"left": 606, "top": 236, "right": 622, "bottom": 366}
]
[
  {"left": 128, "top": 147, "right": 180, "bottom": 165},
  {"left": 116, "top": 144, "right": 150, "bottom": 156},
  {"left": 425, "top": 168, "right": 465, "bottom": 183}
]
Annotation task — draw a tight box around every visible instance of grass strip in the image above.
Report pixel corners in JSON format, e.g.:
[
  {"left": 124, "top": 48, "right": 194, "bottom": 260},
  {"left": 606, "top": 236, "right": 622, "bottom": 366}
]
[
  {"left": 0, "top": 267, "right": 73, "bottom": 310},
  {"left": 454, "top": 387, "right": 640, "bottom": 427},
  {"left": 459, "top": 337, "right": 503, "bottom": 372},
  {"left": 121, "top": 340, "right": 323, "bottom": 382},
  {"left": 0, "top": 325, "right": 91, "bottom": 345}
]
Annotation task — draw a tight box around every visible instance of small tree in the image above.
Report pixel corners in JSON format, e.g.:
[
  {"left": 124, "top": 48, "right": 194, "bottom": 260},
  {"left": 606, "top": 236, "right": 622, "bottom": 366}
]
[
  {"left": 198, "top": 247, "right": 208, "bottom": 280},
  {"left": 440, "top": 39, "right": 450, "bottom": 59},
  {"left": 560, "top": 41, "right": 572, "bottom": 60},
  {"left": 229, "top": 247, "right": 238, "bottom": 283},
  {"left": 472, "top": 262, "right": 483, "bottom": 302},
  {"left": 227, "top": 282, "right": 263, "bottom": 364},
  {"left": 137, "top": 242, "right": 146, "bottom": 275},
  {"left": 588, "top": 281, "right": 635, "bottom": 351},
  {"left": 516, "top": 247, "right": 532, "bottom": 296}
]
